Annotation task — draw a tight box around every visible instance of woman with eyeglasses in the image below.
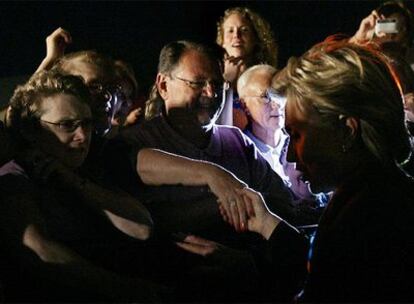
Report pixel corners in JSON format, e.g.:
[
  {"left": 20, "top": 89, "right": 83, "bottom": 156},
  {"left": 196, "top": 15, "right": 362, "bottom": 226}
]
[{"left": 0, "top": 70, "right": 160, "bottom": 301}]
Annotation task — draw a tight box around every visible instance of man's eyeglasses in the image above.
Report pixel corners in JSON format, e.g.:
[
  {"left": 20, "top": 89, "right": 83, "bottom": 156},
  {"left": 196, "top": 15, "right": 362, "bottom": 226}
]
[
  {"left": 40, "top": 118, "right": 94, "bottom": 133},
  {"left": 171, "top": 75, "right": 229, "bottom": 92},
  {"left": 243, "top": 88, "right": 287, "bottom": 108}
]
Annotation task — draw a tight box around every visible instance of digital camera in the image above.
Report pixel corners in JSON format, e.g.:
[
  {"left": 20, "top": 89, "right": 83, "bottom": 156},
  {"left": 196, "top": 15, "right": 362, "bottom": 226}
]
[{"left": 375, "top": 18, "right": 398, "bottom": 36}]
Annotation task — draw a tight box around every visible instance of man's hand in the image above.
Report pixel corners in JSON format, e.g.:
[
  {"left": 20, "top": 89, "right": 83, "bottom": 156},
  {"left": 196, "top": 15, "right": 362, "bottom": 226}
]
[
  {"left": 234, "top": 187, "right": 281, "bottom": 240},
  {"left": 205, "top": 165, "right": 250, "bottom": 232}
]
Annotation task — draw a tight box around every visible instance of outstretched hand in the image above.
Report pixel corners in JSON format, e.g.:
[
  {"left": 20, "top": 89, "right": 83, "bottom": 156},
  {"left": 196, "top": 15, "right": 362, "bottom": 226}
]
[
  {"left": 205, "top": 166, "right": 250, "bottom": 232},
  {"left": 235, "top": 188, "right": 281, "bottom": 239}
]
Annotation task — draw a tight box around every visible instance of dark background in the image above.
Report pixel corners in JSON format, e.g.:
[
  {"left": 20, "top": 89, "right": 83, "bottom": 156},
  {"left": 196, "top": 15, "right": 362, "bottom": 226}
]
[{"left": 1, "top": 1, "right": 412, "bottom": 102}]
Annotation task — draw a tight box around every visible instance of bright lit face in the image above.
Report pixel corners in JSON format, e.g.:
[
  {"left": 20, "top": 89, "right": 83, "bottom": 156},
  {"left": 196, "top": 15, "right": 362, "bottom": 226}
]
[
  {"left": 285, "top": 96, "right": 343, "bottom": 193},
  {"left": 222, "top": 13, "right": 257, "bottom": 59},
  {"left": 35, "top": 93, "right": 92, "bottom": 169},
  {"left": 239, "top": 72, "right": 284, "bottom": 131},
  {"left": 162, "top": 49, "right": 224, "bottom": 126}
]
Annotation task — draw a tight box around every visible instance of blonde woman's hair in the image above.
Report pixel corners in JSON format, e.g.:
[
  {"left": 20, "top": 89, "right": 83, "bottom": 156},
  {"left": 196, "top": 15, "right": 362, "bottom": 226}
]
[
  {"left": 216, "top": 7, "right": 278, "bottom": 67},
  {"left": 275, "top": 38, "right": 411, "bottom": 167}
]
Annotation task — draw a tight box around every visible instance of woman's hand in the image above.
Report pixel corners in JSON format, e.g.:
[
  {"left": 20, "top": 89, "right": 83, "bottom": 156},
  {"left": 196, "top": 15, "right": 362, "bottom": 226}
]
[
  {"left": 235, "top": 187, "right": 281, "bottom": 240},
  {"left": 204, "top": 165, "right": 250, "bottom": 232},
  {"left": 223, "top": 56, "right": 244, "bottom": 84},
  {"left": 350, "top": 10, "right": 383, "bottom": 45}
]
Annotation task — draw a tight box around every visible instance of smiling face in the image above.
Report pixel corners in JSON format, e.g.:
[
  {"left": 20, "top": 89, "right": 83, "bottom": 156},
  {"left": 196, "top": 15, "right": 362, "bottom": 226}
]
[
  {"left": 34, "top": 93, "right": 92, "bottom": 169},
  {"left": 221, "top": 13, "right": 257, "bottom": 59},
  {"left": 158, "top": 49, "right": 224, "bottom": 126},
  {"left": 285, "top": 96, "right": 344, "bottom": 193},
  {"left": 239, "top": 70, "right": 284, "bottom": 132}
]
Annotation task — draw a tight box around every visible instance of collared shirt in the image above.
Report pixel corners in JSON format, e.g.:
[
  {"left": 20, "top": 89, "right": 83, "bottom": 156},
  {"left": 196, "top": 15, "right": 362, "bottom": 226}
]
[{"left": 245, "top": 129, "right": 315, "bottom": 201}]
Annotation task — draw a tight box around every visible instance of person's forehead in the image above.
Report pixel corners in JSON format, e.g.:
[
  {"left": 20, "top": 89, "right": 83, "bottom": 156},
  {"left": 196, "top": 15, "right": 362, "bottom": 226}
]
[
  {"left": 223, "top": 13, "right": 250, "bottom": 27},
  {"left": 66, "top": 60, "right": 110, "bottom": 85},
  {"left": 176, "top": 50, "right": 221, "bottom": 79},
  {"left": 40, "top": 94, "right": 91, "bottom": 118}
]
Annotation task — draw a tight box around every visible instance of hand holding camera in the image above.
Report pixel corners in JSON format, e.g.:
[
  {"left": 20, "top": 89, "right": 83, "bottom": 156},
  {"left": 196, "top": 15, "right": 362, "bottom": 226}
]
[{"left": 350, "top": 10, "right": 399, "bottom": 45}]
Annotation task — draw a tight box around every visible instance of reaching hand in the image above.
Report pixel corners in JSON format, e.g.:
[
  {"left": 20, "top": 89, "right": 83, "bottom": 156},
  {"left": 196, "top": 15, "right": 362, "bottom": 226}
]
[
  {"left": 235, "top": 187, "right": 281, "bottom": 240},
  {"left": 205, "top": 165, "right": 249, "bottom": 232}
]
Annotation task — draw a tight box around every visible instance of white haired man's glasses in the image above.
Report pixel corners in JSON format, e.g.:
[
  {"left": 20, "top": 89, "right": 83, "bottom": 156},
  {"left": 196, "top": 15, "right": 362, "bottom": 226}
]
[{"left": 242, "top": 88, "right": 287, "bottom": 108}]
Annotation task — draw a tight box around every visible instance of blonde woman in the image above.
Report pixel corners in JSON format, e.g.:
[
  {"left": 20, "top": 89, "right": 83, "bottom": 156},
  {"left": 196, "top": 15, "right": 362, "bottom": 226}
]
[
  {"left": 178, "top": 40, "right": 414, "bottom": 302},
  {"left": 216, "top": 7, "right": 278, "bottom": 129}
]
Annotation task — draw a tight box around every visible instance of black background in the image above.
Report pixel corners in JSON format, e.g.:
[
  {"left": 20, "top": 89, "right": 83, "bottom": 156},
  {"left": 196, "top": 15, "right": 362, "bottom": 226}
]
[{"left": 1, "top": 1, "right": 412, "bottom": 97}]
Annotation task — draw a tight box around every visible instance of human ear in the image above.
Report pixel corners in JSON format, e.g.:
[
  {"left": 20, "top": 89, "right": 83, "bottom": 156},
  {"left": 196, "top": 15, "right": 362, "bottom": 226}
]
[
  {"left": 344, "top": 116, "right": 359, "bottom": 137},
  {"left": 339, "top": 115, "right": 360, "bottom": 152},
  {"left": 156, "top": 73, "right": 168, "bottom": 101}
]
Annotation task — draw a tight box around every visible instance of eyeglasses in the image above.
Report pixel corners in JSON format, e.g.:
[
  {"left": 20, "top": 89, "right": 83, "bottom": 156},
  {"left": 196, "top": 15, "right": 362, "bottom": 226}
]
[
  {"left": 242, "top": 88, "right": 287, "bottom": 108},
  {"left": 40, "top": 118, "right": 94, "bottom": 133},
  {"left": 171, "top": 75, "right": 229, "bottom": 92}
]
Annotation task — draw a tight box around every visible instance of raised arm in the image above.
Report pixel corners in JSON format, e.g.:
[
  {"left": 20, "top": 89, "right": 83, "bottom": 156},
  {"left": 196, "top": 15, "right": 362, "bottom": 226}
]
[
  {"left": 349, "top": 10, "right": 382, "bottom": 45},
  {"left": 35, "top": 27, "right": 72, "bottom": 73}
]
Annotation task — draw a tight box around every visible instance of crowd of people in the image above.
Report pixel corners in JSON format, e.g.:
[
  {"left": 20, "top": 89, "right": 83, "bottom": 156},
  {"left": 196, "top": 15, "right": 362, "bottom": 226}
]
[{"left": 0, "top": 1, "right": 414, "bottom": 302}]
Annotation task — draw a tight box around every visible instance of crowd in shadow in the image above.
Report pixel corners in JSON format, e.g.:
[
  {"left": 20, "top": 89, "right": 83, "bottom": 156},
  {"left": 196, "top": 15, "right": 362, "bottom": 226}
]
[{"left": 0, "top": 1, "right": 414, "bottom": 302}]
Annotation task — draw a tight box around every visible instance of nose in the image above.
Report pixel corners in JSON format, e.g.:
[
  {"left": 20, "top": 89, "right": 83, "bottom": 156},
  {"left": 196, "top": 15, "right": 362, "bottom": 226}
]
[
  {"left": 201, "top": 82, "right": 217, "bottom": 98},
  {"left": 269, "top": 99, "right": 279, "bottom": 110},
  {"left": 73, "top": 125, "right": 89, "bottom": 143},
  {"left": 233, "top": 28, "right": 241, "bottom": 39}
]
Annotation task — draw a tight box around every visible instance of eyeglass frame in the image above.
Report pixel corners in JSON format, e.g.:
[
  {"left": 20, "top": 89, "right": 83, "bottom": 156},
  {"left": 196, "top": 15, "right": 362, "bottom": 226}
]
[
  {"left": 241, "top": 88, "right": 287, "bottom": 108},
  {"left": 170, "top": 74, "right": 229, "bottom": 93},
  {"left": 39, "top": 118, "right": 95, "bottom": 133}
]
